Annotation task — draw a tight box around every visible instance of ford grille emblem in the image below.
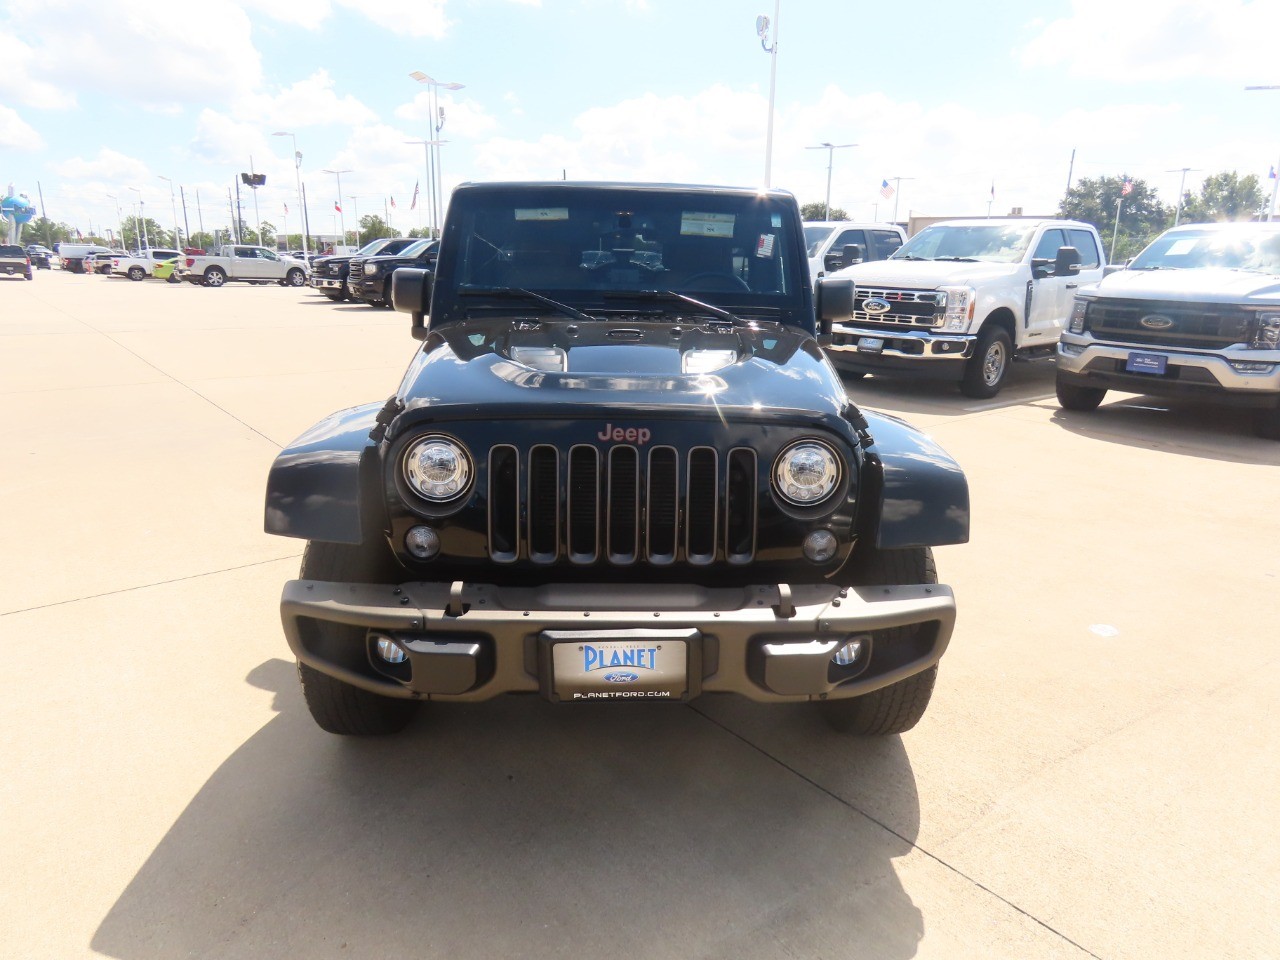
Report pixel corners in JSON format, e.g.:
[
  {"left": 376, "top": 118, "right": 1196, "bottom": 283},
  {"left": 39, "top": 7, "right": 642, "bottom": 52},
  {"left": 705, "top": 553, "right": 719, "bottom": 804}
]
[
  {"left": 603, "top": 672, "right": 639, "bottom": 683},
  {"left": 1140, "top": 314, "right": 1174, "bottom": 330},
  {"left": 864, "top": 297, "right": 892, "bottom": 315}
]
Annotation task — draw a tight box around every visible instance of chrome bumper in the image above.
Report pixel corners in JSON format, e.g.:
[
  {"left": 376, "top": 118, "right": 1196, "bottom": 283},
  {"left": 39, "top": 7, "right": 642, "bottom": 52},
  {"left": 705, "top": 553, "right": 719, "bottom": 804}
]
[
  {"left": 1057, "top": 334, "right": 1280, "bottom": 396},
  {"left": 827, "top": 323, "right": 975, "bottom": 360}
]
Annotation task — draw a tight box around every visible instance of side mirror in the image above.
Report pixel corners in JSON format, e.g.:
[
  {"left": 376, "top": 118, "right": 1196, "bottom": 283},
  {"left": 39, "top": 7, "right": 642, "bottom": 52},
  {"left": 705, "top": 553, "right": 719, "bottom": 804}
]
[
  {"left": 814, "top": 277, "right": 854, "bottom": 340},
  {"left": 391, "top": 267, "right": 433, "bottom": 340},
  {"left": 1054, "top": 245, "right": 1081, "bottom": 277}
]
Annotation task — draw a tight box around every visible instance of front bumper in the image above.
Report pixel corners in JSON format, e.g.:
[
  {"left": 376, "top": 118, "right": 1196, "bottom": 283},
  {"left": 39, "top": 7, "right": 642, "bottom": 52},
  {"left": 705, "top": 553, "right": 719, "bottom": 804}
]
[
  {"left": 824, "top": 323, "right": 972, "bottom": 378},
  {"left": 348, "top": 276, "right": 388, "bottom": 301},
  {"left": 310, "top": 276, "right": 345, "bottom": 290},
  {"left": 282, "top": 579, "right": 956, "bottom": 704},
  {"left": 1057, "top": 334, "right": 1280, "bottom": 408}
]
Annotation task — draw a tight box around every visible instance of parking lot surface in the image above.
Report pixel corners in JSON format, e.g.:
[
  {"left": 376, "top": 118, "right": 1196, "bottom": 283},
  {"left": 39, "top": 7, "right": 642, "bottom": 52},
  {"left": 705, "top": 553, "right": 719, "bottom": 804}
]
[{"left": 2, "top": 271, "right": 1277, "bottom": 959}]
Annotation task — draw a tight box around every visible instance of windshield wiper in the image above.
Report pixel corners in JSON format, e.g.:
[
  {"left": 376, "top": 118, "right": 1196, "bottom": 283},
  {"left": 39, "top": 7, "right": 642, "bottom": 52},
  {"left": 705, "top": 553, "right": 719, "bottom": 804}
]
[
  {"left": 894, "top": 255, "right": 930, "bottom": 261},
  {"left": 602, "top": 290, "right": 749, "bottom": 326},
  {"left": 459, "top": 286, "right": 597, "bottom": 322},
  {"left": 932, "top": 256, "right": 980, "bottom": 262}
]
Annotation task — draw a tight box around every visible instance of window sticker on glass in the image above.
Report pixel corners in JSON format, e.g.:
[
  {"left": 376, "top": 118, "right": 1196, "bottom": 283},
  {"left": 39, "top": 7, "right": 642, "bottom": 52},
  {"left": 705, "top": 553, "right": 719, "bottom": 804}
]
[
  {"left": 771, "top": 214, "right": 782, "bottom": 227},
  {"left": 1166, "top": 238, "right": 1199, "bottom": 256},
  {"left": 515, "top": 207, "right": 569, "bottom": 221},
  {"left": 756, "top": 234, "right": 776, "bottom": 258},
  {"left": 680, "top": 212, "right": 735, "bottom": 238}
]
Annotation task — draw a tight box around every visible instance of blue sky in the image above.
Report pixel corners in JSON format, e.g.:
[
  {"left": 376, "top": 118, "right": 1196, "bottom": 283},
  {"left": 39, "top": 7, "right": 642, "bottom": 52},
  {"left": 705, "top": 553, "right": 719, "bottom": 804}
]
[{"left": 4, "top": 0, "right": 1279, "bottom": 242}]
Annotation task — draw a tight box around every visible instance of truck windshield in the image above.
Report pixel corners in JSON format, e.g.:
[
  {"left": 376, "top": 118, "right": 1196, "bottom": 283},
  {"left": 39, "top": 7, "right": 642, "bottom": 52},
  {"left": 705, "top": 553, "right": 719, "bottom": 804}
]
[
  {"left": 1129, "top": 226, "right": 1280, "bottom": 273},
  {"left": 893, "top": 224, "right": 1038, "bottom": 263},
  {"left": 434, "top": 185, "right": 804, "bottom": 325}
]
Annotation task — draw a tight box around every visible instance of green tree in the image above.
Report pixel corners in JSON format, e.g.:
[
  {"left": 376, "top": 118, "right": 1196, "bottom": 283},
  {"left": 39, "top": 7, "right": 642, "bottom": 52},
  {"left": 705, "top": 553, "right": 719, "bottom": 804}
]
[
  {"left": 357, "top": 214, "right": 395, "bottom": 246},
  {"left": 121, "top": 217, "right": 168, "bottom": 250},
  {"left": 26, "top": 217, "right": 73, "bottom": 247},
  {"left": 801, "top": 202, "right": 849, "bottom": 221},
  {"left": 1179, "top": 171, "right": 1266, "bottom": 223},
  {"left": 1060, "top": 175, "right": 1167, "bottom": 263}
]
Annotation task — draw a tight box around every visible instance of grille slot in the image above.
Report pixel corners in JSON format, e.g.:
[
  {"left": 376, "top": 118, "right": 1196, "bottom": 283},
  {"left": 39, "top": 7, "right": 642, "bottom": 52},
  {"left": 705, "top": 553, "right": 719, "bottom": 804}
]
[
  {"left": 725, "top": 449, "right": 757, "bottom": 564},
  {"left": 568, "top": 445, "right": 600, "bottom": 563},
  {"left": 1087, "top": 300, "right": 1251, "bottom": 350},
  {"left": 646, "top": 447, "right": 679, "bottom": 564},
  {"left": 686, "top": 447, "right": 719, "bottom": 564},
  {"left": 850, "top": 286, "right": 944, "bottom": 327},
  {"left": 607, "top": 447, "right": 639, "bottom": 564},
  {"left": 528, "top": 445, "right": 559, "bottom": 562},
  {"left": 488, "top": 445, "right": 519, "bottom": 562}
]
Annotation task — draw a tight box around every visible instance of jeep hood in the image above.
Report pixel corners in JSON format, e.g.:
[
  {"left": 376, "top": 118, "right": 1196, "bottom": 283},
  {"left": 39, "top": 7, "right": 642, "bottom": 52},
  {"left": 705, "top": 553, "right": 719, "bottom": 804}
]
[
  {"left": 394, "top": 318, "right": 856, "bottom": 431},
  {"left": 835, "top": 258, "right": 1020, "bottom": 288},
  {"left": 1089, "top": 267, "right": 1280, "bottom": 305}
]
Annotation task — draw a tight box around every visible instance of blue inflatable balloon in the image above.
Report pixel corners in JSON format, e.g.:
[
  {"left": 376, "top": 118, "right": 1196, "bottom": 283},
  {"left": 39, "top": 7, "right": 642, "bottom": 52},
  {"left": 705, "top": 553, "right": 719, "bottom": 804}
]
[{"left": 1, "top": 188, "right": 37, "bottom": 243}]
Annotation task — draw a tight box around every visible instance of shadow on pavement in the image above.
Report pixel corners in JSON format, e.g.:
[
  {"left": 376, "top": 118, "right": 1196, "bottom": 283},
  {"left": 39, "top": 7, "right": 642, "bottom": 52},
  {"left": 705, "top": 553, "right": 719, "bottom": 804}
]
[
  {"left": 840, "top": 360, "right": 1058, "bottom": 419},
  {"left": 94, "top": 658, "right": 924, "bottom": 960}
]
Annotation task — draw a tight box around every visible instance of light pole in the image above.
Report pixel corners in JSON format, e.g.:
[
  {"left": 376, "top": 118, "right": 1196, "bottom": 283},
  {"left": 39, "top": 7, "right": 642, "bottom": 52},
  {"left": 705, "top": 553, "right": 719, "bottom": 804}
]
[
  {"left": 322, "top": 168, "right": 352, "bottom": 246},
  {"left": 884, "top": 176, "right": 915, "bottom": 224},
  {"left": 409, "top": 71, "right": 465, "bottom": 238},
  {"left": 158, "top": 175, "right": 180, "bottom": 248},
  {"left": 756, "top": 1, "right": 781, "bottom": 187},
  {"left": 105, "top": 193, "right": 124, "bottom": 250},
  {"left": 1166, "top": 167, "right": 1201, "bottom": 227},
  {"left": 805, "top": 142, "right": 857, "bottom": 220},
  {"left": 347, "top": 195, "right": 363, "bottom": 246},
  {"left": 404, "top": 139, "right": 446, "bottom": 235},
  {"left": 127, "top": 186, "right": 148, "bottom": 249},
  {"left": 1245, "top": 85, "right": 1280, "bottom": 221},
  {"left": 273, "top": 131, "right": 308, "bottom": 259}
]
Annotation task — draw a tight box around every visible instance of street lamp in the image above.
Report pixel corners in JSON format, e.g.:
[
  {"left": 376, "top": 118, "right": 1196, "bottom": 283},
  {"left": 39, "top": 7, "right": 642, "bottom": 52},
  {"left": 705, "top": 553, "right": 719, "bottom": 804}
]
[
  {"left": 1245, "top": 85, "right": 1280, "bottom": 221},
  {"left": 756, "top": 1, "right": 781, "bottom": 187},
  {"left": 105, "top": 193, "right": 124, "bottom": 250},
  {"left": 409, "top": 71, "right": 465, "bottom": 238},
  {"left": 805, "top": 142, "right": 857, "bottom": 221},
  {"left": 322, "top": 168, "right": 352, "bottom": 246},
  {"left": 158, "top": 175, "right": 180, "bottom": 248},
  {"left": 1166, "top": 167, "right": 1201, "bottom": 227},
  {"left": 404, "top": 139, "right": 446, "bottom": 236},
  {"left": 347, "top": 195, "right": 363, "bottom": 246},
  {"left": 273, "top": 131, "right": 308, "bottom": 259},
  {"left": 127, "top": 186, "right": 148, "bottom": 249}
]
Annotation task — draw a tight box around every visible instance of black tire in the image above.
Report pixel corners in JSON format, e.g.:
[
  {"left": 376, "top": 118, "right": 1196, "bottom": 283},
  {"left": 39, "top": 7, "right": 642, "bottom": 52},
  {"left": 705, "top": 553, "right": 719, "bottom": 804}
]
[
  {"left": 821, "top": 545, "right": 939, "bottom": 736},
  {"left": 127, "top": 266, "right": 146, "bottom": 281},
  {"left": 339, "top": 280, "right": 350, "bottom": 301},
  {"left": 286, "top": 268, "right": 306, "bottom": 287},
  {"left": 1255, "top": 407, "right": 1280, "bottom": 441},
  {"left": 961, "top": 324, "right": 1012, "bottom": 398},
  {"left": 295, "top": 540, "right": 417, "bottom": 736},
  {"left": 204, "top": 267, "right": 226, "bottom": 287},
  {"left": 1056, "top": 377, "right": 1106, "bottom": 412}
]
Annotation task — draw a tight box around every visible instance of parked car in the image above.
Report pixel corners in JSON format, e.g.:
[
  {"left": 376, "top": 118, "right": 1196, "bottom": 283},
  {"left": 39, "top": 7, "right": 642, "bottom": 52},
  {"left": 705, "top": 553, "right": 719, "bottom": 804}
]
[
  {"left": 55, "top": 243, "right": 114, "bottom": 274},
  {"left": 25, "top": 244, "right": 55, "bottom": 269},
  {"left": 87, "top": 250, "right": 126, "bottom": 275},
  {"left": 825, "top": 218, "right": 1106, "bottom": 397},
  {"left": 804, "top": 221, "right": 906, "bottom": 283},
  {"left": 310, "top": 237, "right": 419, "bottom": 301},
  {"left": 0, "top": 244, "right": 34, "bottom": 280},
  {"left": 349, "top": 239, "right": 439, "bottom": 307},
  {"left": 112, "top": 248, "right": 183, "bottom": 281},
  {"left": 266, "top": 180, "right": 969, "bottom": 737},
  {"left": 179, "top": 245, "right": 308, "bottom": 287},
  {"left": 1056, "top": 221, "right": 1280, "bottom": 439}
]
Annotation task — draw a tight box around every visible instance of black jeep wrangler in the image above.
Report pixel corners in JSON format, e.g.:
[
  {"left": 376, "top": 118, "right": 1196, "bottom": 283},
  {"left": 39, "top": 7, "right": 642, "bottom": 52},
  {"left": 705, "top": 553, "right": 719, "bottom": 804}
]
[{"left": 265, "top": 182, "right": 968, "bottom": 736}]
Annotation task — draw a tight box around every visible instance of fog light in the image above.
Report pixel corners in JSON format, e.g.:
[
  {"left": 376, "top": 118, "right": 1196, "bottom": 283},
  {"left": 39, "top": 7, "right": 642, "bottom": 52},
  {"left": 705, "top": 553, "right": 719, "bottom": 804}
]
[
  {"left": 405, "top": 525, "right": 440, "bottom": 559},
  {"left": 374, "top": 635, "right": 408, "bottom": 664},
  {"left": 1059, "top": 341, "right": 1085, "bottom": 357},
  {"left": 832, "top": 637, "right": 866, "bottom": 666},
  {"left": 1230, "top": 361, "right": 1275, "bottom": 375},
  {"left": 803, "top": 529, "right": 839, "bottom": 562}
]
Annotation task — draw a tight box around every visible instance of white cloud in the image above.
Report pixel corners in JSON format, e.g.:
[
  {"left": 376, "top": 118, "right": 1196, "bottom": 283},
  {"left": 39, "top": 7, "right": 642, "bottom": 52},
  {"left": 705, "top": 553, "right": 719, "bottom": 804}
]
[
  {"left": 0, "top": 107, "right": 44, "bottom": 150},
  {"left": 1021, "top": 0, "right": 1280, "bottom": 82},
  {"left": 333, "top": 0, "right": 450, "bottom": 38},
  {"left": 53, "top": 149, "right": 151, "bottom": 183},
  {"left": 238, "top": 0, "right": 333, "bottom": 29},
  {"left": 234, "top": 71, "right": 378, "bottom": 129},
  {"left": 395, "top": 92, "right": 499, "bottom": 139}
]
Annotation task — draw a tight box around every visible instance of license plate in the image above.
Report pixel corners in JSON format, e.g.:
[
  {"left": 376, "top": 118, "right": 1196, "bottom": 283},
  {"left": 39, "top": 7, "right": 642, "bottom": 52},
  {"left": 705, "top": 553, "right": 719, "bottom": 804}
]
[
  {"left": 857, "top": 336, "right": 884, "bottom": 353},
  {"left": 550, "top": 634, "right": 688, "bottom": 700},
  {"left": 1126, "top": 352, "right": 1168, "bottom": 375}
]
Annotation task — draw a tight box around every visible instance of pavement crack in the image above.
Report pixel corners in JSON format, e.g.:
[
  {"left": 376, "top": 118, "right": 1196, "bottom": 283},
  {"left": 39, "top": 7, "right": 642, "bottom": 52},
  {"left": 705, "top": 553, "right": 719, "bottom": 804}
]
[{"left": 688, "top": 704, "right": 1105, "bottom": 960}]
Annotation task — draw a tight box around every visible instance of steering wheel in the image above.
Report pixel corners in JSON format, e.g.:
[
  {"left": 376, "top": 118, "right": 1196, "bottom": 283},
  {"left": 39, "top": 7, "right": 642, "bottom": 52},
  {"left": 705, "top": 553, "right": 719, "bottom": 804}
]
[{"left": 682, "top": 272, "right": 750, "bottom": 292}]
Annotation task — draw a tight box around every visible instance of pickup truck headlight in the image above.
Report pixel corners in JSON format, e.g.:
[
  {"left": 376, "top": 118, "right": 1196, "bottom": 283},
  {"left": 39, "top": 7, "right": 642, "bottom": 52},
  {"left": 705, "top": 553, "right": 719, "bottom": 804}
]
[
  {"left": 403, "top": 436, "right": 473, "bottom": 502},
  {"left": 363, "top": 263, "right": 379, "bottom": 276},
  {"left": 938, "top": 286, "right": 975, "bottom": 332},
  {"left": 1068, "top": 297, "right": 1089, "bottom": 334},
  {"left": 773, "top": 440, "right": 840, "bottom": 506},
  {"left": 1250, "top": 313, "right": 1280, "bottom": 349}
]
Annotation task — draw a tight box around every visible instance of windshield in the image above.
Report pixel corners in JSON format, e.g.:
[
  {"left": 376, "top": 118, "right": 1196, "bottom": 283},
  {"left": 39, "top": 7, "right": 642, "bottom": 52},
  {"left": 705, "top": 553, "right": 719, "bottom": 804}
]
[
  {"left": 396, "top": 239, "right": 432, "bottom": 258},
  {"left": 1129, "top": 227, "right": 1280, "bottom": 273},
  {"left": 357, "top": 238, "right": 392, "bottom": 256},
  {"left": 803, "top": 225, "right": 836, "bottom": 257},
  {"left": 893, "top": 223, "right": 1038, "bottom": 263},
  {"left": 435, "top": 185, "right": 804, "bottom": 326}
]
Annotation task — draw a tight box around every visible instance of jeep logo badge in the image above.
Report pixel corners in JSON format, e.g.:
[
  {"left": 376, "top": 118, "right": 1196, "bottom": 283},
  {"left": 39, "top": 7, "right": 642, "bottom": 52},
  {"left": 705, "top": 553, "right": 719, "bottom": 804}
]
[
  {"left": 597, "top": 423, "right": 652, "bottom": 445},
  {"left": 1140, "top": 314, "right": 1174, "bottom": 330},
  {"left": 864, "top": 297, "right": 892, "bottom": 315}
]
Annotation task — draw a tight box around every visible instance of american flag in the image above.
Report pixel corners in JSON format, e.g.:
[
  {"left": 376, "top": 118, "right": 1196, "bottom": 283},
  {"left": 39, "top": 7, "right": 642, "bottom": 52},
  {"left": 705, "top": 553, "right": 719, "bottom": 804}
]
[
  {"left": 879, "top": 179, "right": 894, "bottom": 199},
  {"left": 410, "top": 180, "right": 419, "bottom": 210},
  {"left": 1121, "top": 178, "right": 1133, "bottom": 197},
  {"left": 390, "top": 196, "right": 397, "bottom": 208},
  {"left": 283, "top": 202, "right": 289, "bottom": 214}
]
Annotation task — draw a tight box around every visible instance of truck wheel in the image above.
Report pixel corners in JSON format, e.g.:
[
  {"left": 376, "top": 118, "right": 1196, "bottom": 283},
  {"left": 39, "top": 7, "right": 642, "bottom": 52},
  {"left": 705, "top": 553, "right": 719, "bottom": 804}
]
[
  {"left": 1055, "top": 377, "right": 1106, "bottom": 412},
  {"left": 1255, "top": 408, "right": 1280, "bottom": 441},
  {"left": 960, "top": 325, "right": 1012, "bottom": 399},
  {"left": 295, "top": 540, "right": 417, "bottom": 736},
  {"left": 286, "top": 268, "right": 306, "bottom": 287},
  {"left": 381, "top": 279, "right": 394, "bottom": 307},
  {"left": 127, "top": 266, "right": 146, "bottom": 281},
  {"left": 204, "top": 267, "right": 226, "bottom": 287},
  {"left": 822, "top": 545, "right": 939, "bottom": 735}
]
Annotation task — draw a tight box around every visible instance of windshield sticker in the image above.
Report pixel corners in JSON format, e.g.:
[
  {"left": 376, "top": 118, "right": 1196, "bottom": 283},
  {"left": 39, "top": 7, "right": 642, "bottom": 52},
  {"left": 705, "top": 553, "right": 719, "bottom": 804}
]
[
  {"left": 771, "top": 214, "right": 782, "bottom": 227},
  {"left": 1166, "top": 238, "right": 1199, "bottom": 256},
  {"left": 756, "top": 234, "right": 776, "bottom": 258},
  {"left": 680, "top": 212, "right": 735, "bottom": 238},
  {"left": 515, "top": 207, "right": 569, "bottom": 221}
]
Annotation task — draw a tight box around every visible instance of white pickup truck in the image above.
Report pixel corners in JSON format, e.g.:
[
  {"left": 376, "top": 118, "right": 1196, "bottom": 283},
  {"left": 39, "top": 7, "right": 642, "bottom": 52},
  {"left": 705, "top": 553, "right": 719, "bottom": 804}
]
[
  {"left": 804, "top": 221, "right": 906, "bottom": 283},
  {"left": 825, "top": 218, "right": 1106, "bottom": 397},
  {"left": 179, "top": 245, "right": 308, "bottom": 288},
  {"left": 111, "top": 248, "right": 182, "bottom": 281}
]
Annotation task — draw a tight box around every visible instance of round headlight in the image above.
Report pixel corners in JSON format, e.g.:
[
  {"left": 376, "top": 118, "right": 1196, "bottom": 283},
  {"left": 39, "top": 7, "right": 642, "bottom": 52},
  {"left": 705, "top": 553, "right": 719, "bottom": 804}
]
[
  {"left": 774, "top": 440, "right": 840, "bottom": 506},
  {"left": 363, "top": 263, "right": 378, "bottom": 275},
  {"left": 402, "top": 436, "right": 472, "bottom": 502}
]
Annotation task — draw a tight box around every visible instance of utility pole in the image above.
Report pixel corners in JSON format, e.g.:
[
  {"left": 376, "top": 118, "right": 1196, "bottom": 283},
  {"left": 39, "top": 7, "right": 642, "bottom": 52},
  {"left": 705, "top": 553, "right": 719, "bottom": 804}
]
[
  {"left": 886, "top": 177, "right": 915, "bottom": 224},
  {"left": 805, "top": 142, "right": 857, "bottom": 220},
  {"left": 1065, "top": 148, "right": 1076, "bottom": 198},
  {"left": 195, "top": 188, "right": 205, "bottom": 246},
  {"left": 179, "top": 186, "right": 190, "bottom": 248},
  {"left": 1166, "top": 167, "right": 1201, "bottom": 226},
  {"left": 756, "top": 1, "right": 781, "bottom": 187},
  {"left": 37, "top": 181, "right": 52, "bottom": 248}
]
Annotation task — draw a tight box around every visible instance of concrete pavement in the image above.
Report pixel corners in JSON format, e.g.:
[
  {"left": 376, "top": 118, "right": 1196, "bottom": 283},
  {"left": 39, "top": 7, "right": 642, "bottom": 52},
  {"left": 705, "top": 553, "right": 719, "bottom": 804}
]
[{"left": 2, "top": 270, "right": 1276, "bottom": 959}]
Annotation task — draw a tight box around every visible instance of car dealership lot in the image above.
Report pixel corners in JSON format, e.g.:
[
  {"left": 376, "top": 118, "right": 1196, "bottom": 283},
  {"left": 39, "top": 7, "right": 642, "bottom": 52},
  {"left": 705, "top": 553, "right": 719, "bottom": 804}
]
[{"left": 2, "top": 271, "right": 1276, "bottom": 959}]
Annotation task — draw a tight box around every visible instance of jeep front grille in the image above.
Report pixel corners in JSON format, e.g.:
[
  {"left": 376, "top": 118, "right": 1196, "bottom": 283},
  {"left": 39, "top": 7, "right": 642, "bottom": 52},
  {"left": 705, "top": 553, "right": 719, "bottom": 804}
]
[
  {"left": 1087, "top": 299, "right": 1251, "bottom": 350},
  {"left": 850, "top": 287, "right": 944, "bottom": 327},
  {"left": 487, "top": 444, "right": 757, "bottom": 566}
]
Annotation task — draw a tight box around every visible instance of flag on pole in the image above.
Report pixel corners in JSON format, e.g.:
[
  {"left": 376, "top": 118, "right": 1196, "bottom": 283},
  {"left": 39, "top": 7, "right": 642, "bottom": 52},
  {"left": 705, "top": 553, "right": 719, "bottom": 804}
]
[
  {"left": 1121, "top": 178, "right": 1133, "bottom": 197},
  {"left": 990, "top": 181, "right": 995, "bottom": 200},
  {"left": 283, "top": 202, "right": 289, "bottom": 214},
  {"left": 1270, "top": 166, "right": 1276, "bottom": 180},
  {"left": 390, "top": 195, "right": 397, "bottom": 209},
  {"left": 879, "top": 179, "right": 894, "bottom": 199},
  {"left": 334, "top": 200, "right": 342, "bottom": 212},
  {"left": 410, "top": 180, "right": 419, "bottom": 210}
]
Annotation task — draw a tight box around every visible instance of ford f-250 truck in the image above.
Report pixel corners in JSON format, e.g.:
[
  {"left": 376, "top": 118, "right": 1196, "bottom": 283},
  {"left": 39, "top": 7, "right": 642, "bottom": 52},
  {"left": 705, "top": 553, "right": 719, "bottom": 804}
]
[
  {"left": 826, "top": 218, "right": 1106, "bottom": 397},
  {"left": 1056, "top": 221, "right": 1280, "bottom": 439},
  {"left": 264, "top": 180, "right": 969, "bottom": 738},
  {"left": 179, "top": 245, "right": 308, "bottom": 287}
]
